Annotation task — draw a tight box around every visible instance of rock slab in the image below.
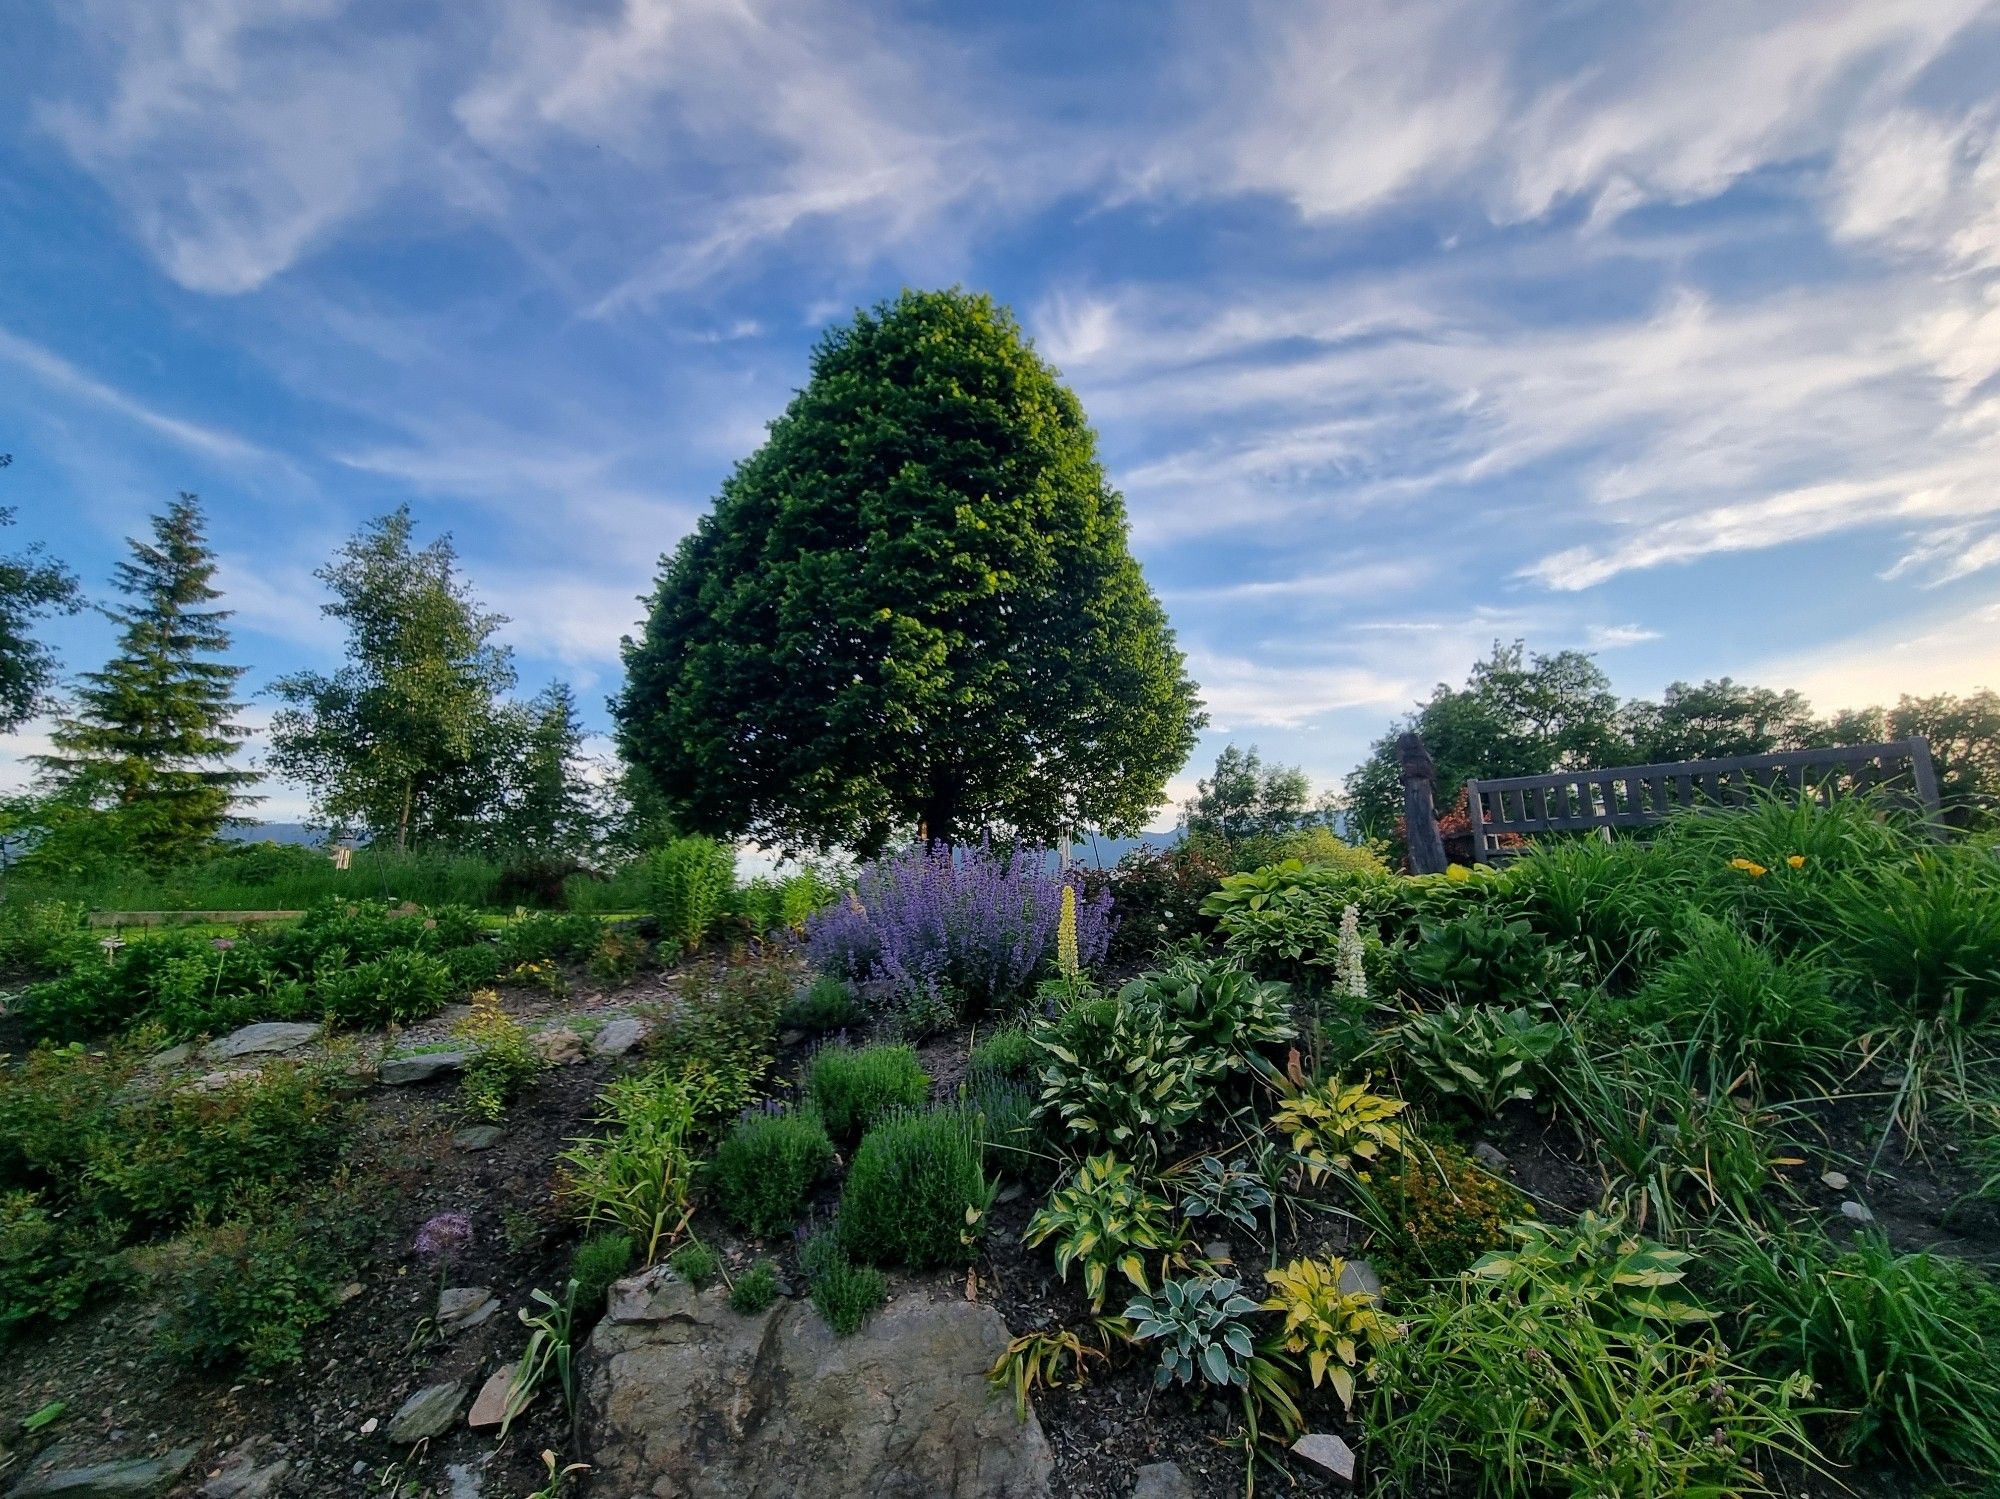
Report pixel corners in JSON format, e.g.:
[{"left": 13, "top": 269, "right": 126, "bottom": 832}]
[
  {"left": 466, "top": 1364, "right": 516, "bottom": 1429},
  {"left": 7, "top": 1445, "right": 200, "bottom": 1498},
  {"left": 437, "top": 1286, "right": 498, "bottom": 1335},
  {"left": 201, "top": 1022, "right": 322, "bottom": 1062},
  {"left": 580, "top": 1280, "right": 1053, "bottom": 1498},
  {"left": 1129, "top": 1461, "right": 1195, "bottom": 1499},
  {"left": 198, "top": 1438, "right": 290, "bottom": 1499},
  {"left": 383, "top": 1380, "right": 469, "bottom": 1443},
  {"left": 590, "top": 1016, "right": 649, "bottom": 1057},
  {"left": 378, "top": 1050, "right": 469, "bottom": 1086},
  {"left": 1291, "top": 1432, "right": 1357, "bottom": 1482}
]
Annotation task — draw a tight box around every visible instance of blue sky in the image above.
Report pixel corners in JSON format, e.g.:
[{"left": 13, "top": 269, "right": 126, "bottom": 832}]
[{"left": 4, "top": 0, "right": 2000, "bottom": 828}]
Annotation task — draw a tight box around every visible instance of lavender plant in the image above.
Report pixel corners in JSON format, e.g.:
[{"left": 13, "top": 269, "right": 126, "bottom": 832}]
[{"left": 804, "top": 842, "right": 1113, "bottom": 1017}]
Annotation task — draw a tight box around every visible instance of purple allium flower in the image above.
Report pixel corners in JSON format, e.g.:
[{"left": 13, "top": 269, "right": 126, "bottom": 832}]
[
  {"left": 211, "top": 937, "right": 237, "bottom": 951},
  {"left": 413, "top": 1212, "right": 473, "bottom": 1260}
]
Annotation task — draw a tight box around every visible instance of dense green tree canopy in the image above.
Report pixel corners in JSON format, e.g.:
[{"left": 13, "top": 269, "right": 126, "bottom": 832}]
[
  {"left": 1183, "top": 744, "right": 1316, "bottom": 842},
  {"left": 270, "top": 507, "right": 523, "bottom": 851},
  {"left": 1621, "top": 678, "right": 1819, "bottom": 763},
  {"left": 0, "top": 456, "right": 85, "bottom": 733},
  {"left": 38, "top": 494, "right": 255, "bottom": 865},
  {"left": 616, "top": 288, "right": 1203, "bottom": 853}
]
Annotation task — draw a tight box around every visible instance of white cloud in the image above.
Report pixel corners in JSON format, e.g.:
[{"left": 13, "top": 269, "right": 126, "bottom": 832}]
[
  {"left": 1587, "top": 623, "right": 1661, "bottom": 649},
  {"left": 1755, "top": 596, "right": 2000, "bottom": 708}
]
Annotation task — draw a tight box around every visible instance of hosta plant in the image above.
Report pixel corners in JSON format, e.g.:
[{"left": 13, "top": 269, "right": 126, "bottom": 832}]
[
  {"left": 1172, "top": 1155, "right": 1272, "bottom": 1240},
  {"left": 986, "top": 1324, "right": 1116, "bottom": 1420},
  {"left": 1024, "top": 1153, "right": 1178, "bottom": 1311},
  {"left": 1395, "top": 1002, "right": 1562, "bottom": 1117},
  {"left": 1030, "top": 999, "right": 1225, "bottom": 1158},
  {"left": 1118, "top": 959, "right": 1296, "bottom": 1066},
  {"left": 1470, "top": 1210, "right": 1708, "bottom": 1327},
  {"left": 1406, "top": 908, "right": 1573, "bottom": 1005},
  {"left": 1125, "top": 1274, "right": 1262, "bottom": 1389},
  {"left": 1261, "top": 1256, "right": 1397, "bottom": 1408},
  {"left": 1269, "top": 1073, "right": 1406, "bottom": 1185}
]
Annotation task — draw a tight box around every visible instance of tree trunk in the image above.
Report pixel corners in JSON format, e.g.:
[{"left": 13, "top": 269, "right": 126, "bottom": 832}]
[
  {"left": 918, "top": 776, "right": 959, "bottom": 852},
  {"left": 398, "top": 780, "right": 413, "bottom": 856},
  {"left": 1398, "top": 732, "right": 1449, "bottom": 875}
]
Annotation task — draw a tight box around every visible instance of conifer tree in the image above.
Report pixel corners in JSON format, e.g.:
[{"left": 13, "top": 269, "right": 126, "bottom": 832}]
[{"left": 39, "top": 493, "right": 256, "bottom": 863}]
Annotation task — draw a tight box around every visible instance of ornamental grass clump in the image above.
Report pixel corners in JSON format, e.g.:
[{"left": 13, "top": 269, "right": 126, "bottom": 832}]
[{"left": 803, "top": 841, "right": 1112, "bottom": 1017}]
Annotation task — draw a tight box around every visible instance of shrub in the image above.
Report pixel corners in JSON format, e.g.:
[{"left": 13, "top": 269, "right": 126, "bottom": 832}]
[
  {"left": 1373, "top": 1220, "right": 1815, "bottom": 1499},
  {"left": 801, "top": 1230, "right": 887, "bottom": 1336},
  {"left": 1394, "top": 1002, "right": 1563, "bottom": 1117},
  {"left": 728, "top": 1261, "right": 780, "bottom": 1313},
  {"left": 964, "top": 1073, "right": 1042, "bottom": 1179},
  {"left": 586, "top": 926, "right": 648, "bottom": 985},
  {"left": 648, "top": 956, "right": 793, "bottom": 1119},
  {"left": 838, "top": 1109, "right": 990, "bottom": 1269},
  {"left": 1620, "top": 914, "right": 1850, "bottom": 1095},
  {"left": 803, "top": 842, "right": 1112, "bottom": 1017},
  {"left": 1, "top": 1190, "right": 120, "bottom": 1341},
  {"left": 667, "top": 1239, "right": 719, "bottom": 1288},
  {"left": 1125, "top": 1274, "right": 1262, "bottom": 1389},
  {"left": 806, "top": 1044, "right": 930, "bottom": 1145},
  {"left": 968, "top": 1025, "right": 1038, "bottom": 1085},
  {"left": 649, "top": 836, "right": 736, "bottom": 954},
  {"left": 1024, "top": 1152, "right": 1177, "bottom": 1310},
  {"left": 709, "top": 1108, "right": 835, "bottom": 1237},
  {"left": 94, "top": 1062, "right": 355, "bottom": 1231},
  {"left": 458, "top": 989, "right": 546, "bottom": 1121},
  {"left": 569, "top": 1231, "right": 637, "bottom": 1318},
  {"left": 1361, "top": 1140, "right": 1526, "bottom": 1284},
  {"left": 0, "top": 898, "right": 90, "bottom": 974},
  {"left": 317, "top": 947, "right": 457, "bottom": 1027},
  {"left": 497, "top": 910, "right": 602, "bottom": 966},
  {"left": 1085, "top": 843, "right": 1230, "bottom": 967},
  {"left": 782, "top": 974, "right": 864, "bottom": 1034},
  {"left": 1718, "top": 1229, "right": 2000, "bottom": 1475}
]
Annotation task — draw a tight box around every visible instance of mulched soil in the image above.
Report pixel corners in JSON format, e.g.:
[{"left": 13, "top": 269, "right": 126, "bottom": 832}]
[{"left": 3, "top": 963, "right": 1998, "bottom": 1498}]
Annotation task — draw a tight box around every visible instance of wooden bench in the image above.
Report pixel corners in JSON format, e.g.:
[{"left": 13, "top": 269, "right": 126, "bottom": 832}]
[{"left": 1464, "top": 738, "right": 1942, "bottom": 864}]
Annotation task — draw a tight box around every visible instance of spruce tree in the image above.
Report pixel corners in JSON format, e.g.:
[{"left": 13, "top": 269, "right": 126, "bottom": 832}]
[{"left": 40, "top": 493, "right": 256, "bottom": 863}]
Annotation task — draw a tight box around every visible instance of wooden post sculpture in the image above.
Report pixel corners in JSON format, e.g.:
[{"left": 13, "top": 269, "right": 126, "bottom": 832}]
[{"left": 1398, "top": 731, "right": 1449, "bottom": 875}]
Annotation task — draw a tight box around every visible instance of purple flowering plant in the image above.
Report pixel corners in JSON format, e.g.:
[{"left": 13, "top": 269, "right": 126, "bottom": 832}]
[{"left": 804, "top": 841, "right": 1113, "bottom": 1017}]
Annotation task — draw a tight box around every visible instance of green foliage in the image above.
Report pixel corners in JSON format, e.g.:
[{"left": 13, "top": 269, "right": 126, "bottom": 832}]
[
  {"left": 1269, "top": 1075, "right": 1406, "bottom": 1185},
  {"left": 666, "top": 1239, "right": 719, "bottom": 1288},
  {"left": 1124, "top": 1274, "right": 1261, "bottom": 1389},
  {"left": 0, "top": 476, "right": 86, "bottom": 733},
  {"left": 0, "top": 1190, "right": 119, "bottom": 1341},
  {"left": 569, "top": 1231, "right": 636, "bottom": 1317},
  {"left": 838, "top": 1109, "right": 990, "bottom": 1269},
  {"left": 1024, "top": 1152, "right": 1177, "bottom": 1311},
  {"left": 1506, "top": 837, "right": 1683, "bottom": 987},
  {"left": 458, "top": 989, "right": 546, "bottom": 1121},
  {"left": 709, "top": 1108, "right": 835, "bottom": 1237},
  {"left": 1619, "top": 915, "right": 1850, "bottom": 1095},
  {"left": 731, "top": 868, "right": 839, "bottom": 935},
  {"left": 987, "top": 1327, "right": 1110, "bottom": 1418},
  {"left": 1407, "top": 907, "right": 1573, "bottom": 1005},
  {"left": 727, "top": 1261, "right": 781, "bottom": 1313},
  {"left": 1394, "top": 1002, "right": 1564, "bottom": 1116},
  {"left": 806, "top": 1043, "right": 930, "bottom": 1145},
  {"left": 1372, "top": 1230, "right": 1816, "bottom": 1499},
  {"left": 0, "top": 899, "right": 90, "bottom": 974},
  {"left": 649, "top": 835, "right": 736, "bottom": 953},
  {"left": 614, "top": 287, "right": 1202, "bottom": 853},
  {"left": 782, "top": 973, "right": 864, "bottom": 1033},
  {"left": 560, "top": 1071, "right": 702, "bottom": 1264},
  {"left": 800, "top": 1230, "right": 887, "bottom": 1336},
  {"left": 1472, "top": 1211, "right": 1708, "bottom": 1327},
  {"left": 498, "top": 910, "right": 602, "bottom": 966},
  {"left": 92, "top": 1062, "right": 354, "bottom": 1231},
  {"left": 36, "top": 494, "right": 256, "bottom": 867},
  {"left": 969, "top": 1024, "right": 1039, "bottom": 1084},
  {"left": 318, "top": 947, "right": 457, "bottom": 1027},
  {"left": 648, "top": 956, "right": 792, "bottom": 1118},
  {"left": 586, "top": 925, "right": 648, "bottom": 985},
  {"left": 1087, "top": 842, "right": 1229, "bottom": 967},
  {"left": 1818, "top": 850, "right": 2000, "bottom": 1027},
  {"left": 1718, "top": 1229, "right": 2000, "bottom": 1475},
  {"left": 1116, "top": 958, "right": 1296, "bottom": 1064}
]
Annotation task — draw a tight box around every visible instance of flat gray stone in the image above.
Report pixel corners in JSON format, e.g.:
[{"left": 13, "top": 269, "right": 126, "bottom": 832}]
[
  {"left": 143, "top": 1043, "right": 194, "bottom": 1070},
  {"left": 438, "top": 1286, "right": 498, "bottom": 1335},
  {"left": 378, "top": 1050, "right": 469, "bottom": 1086},
  {"left": 201, "top": 1022, "right": 322, "bottom": 1062},
  {"left": 589, "top": 1016, "right": 649, "bottom": 1057},
  {"left": 1336, "top": 1259, "right": 1382, "bottom": 1300},
  {"left": 452, "top": 1125, "right": 505, "bottom": 1152},
  {"left": 383, "top": 1380, "right": 469, "bottom": 1443},
  {"left": 1471, "top": 1141, "right": 1510, "bottom": 1171},
  {"left": 198, "top": 1438, "right": 290, "bottom": 1499},
  {"left": 1291, "top": 1432, "right": 1357, "bottom": 1482},
  {"left": 8, "top": 1445, "right": 200, "bottom": 1497},
  {"left": 444, "top": 1464, "right": 483, "bottom": 1499},
  {"left": 1840, "top": 1200, "right": 1874, "bottom": 1223},
  {"left": 1130, "top": 1461, "right": 1195, "bottom": 1499}
]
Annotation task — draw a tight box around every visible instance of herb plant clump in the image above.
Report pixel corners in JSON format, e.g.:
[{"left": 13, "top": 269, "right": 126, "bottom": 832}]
[
  {"left": 709, "top": 1108, "right": 836, "bottom": 1238},
  {"left": 838, "top": 1109, "right": 990, "bottom": 1269},
  {"left": 806, "top": 1043, "right": 931, "bottom": 1145}
]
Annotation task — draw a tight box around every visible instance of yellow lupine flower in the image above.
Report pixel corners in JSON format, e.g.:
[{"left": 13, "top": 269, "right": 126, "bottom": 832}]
[{"left": 1056, "top": 884, "right": 1079, "bottom": 979}]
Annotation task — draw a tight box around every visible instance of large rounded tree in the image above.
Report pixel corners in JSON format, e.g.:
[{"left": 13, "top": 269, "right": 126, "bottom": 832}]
[{"left": 616, "top": 288, "right": 1203, "bottom": 853}]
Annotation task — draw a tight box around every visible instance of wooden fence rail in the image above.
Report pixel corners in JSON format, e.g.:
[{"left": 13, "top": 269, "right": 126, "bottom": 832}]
[{"left": 1464, "top": 737, "right": 1941, "bottom": 865}]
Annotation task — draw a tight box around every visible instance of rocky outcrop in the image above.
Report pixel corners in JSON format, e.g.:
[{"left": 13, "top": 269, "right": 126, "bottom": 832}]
[
  {"left": 6, "top": 1445, "right": 199, "bottom": 1497},
  {"left": 579, "top": 1268, "right": 1053, "bottom": 1498}
]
